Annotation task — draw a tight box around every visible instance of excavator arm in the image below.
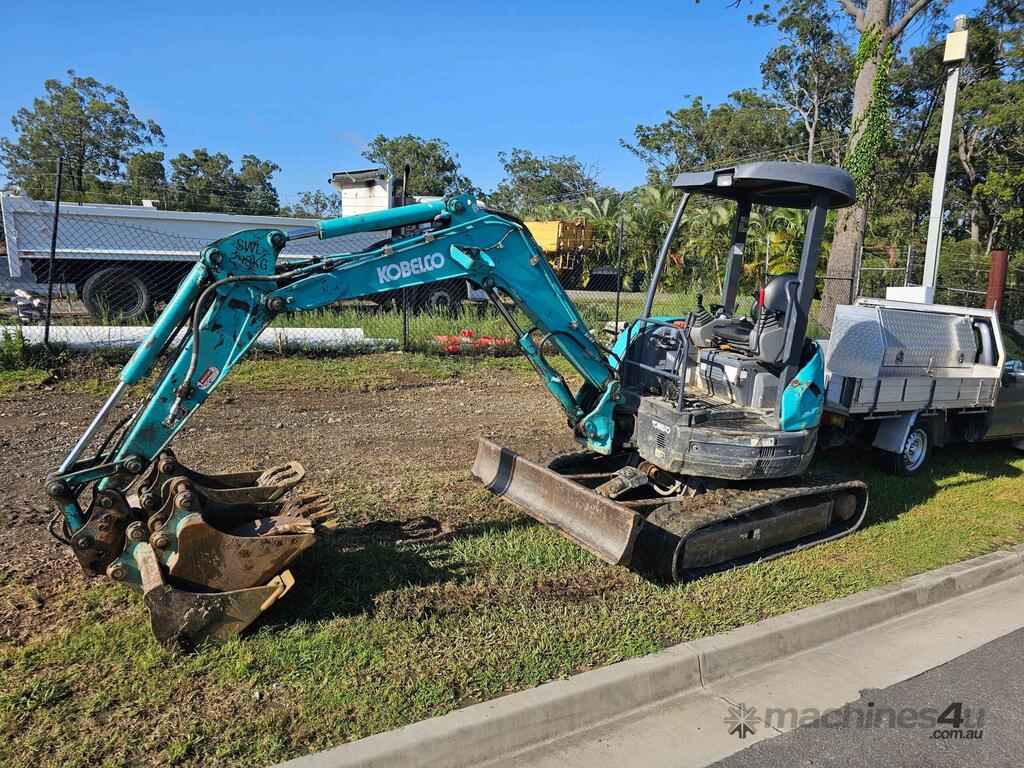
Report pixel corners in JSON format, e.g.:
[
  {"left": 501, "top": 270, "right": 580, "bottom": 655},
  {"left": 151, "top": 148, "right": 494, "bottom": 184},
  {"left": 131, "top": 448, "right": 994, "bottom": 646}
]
[{"left": 45, "top": 194, "right": 622, "bottom": 649}]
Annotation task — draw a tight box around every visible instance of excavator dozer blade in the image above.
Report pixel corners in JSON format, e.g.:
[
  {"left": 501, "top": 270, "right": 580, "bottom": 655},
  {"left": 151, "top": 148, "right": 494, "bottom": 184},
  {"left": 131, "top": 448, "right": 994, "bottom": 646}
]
[
  {"left": 471, "top": 438, "right": 644, "bottom": 566},
  {"left": 472, "top": 440, "right": 869, "bottom": 584}
]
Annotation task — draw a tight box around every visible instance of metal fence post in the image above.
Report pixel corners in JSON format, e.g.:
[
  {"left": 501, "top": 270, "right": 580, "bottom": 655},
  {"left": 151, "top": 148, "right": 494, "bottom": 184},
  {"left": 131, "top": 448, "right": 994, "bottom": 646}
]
[
  {"left": 614, "top": 219, "right": 623, "bottom": 328},
  {"left": 43, "top": 154, "right": 64, "bottom": 347},
  {"left": 401, "top": 164, "right": 410, "bottom": 350}
]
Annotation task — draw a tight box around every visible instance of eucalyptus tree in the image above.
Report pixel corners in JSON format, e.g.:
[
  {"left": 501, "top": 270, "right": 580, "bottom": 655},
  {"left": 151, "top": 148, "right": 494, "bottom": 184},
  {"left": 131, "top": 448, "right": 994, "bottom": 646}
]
[
  {"left": 0, "top": 70, "right": 164, "bottom": 200},
  {"left": 821, "top": 0, "right": 941, "bottom": 321},
  {"left": 753, "top": 0, "right": 854, "bottom": 163},
  {"left": 362, "top": 134, "right": 475, "bottom": 198}
]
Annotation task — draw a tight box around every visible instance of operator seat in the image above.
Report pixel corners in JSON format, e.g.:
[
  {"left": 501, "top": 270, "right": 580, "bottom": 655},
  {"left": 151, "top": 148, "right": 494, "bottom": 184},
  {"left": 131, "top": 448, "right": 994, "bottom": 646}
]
[
  {"left": 688, "top": 294, "right": 755, "bottom": 347},
  {"left": 688, "top": 273, "right": 800, "bottom": 368},
  {"left": 748, "top": 272, "right": 799, "bottom": 366}
]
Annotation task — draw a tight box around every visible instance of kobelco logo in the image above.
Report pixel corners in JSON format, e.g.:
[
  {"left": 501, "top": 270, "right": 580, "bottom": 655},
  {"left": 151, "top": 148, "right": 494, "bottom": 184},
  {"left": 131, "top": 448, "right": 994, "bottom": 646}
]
[{"left": 376, "top": 253, "right": 446, "bottom": 284}]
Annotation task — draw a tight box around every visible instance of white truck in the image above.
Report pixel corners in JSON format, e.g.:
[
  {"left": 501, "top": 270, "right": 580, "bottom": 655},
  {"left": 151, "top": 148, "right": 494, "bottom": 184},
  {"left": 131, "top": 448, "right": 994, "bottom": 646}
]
[
  {"left": 821, "top": 298, "right": 1024, "bottom": 475},
  {"left": 0, "top": 190, "right": 387, "bottom": 322}
]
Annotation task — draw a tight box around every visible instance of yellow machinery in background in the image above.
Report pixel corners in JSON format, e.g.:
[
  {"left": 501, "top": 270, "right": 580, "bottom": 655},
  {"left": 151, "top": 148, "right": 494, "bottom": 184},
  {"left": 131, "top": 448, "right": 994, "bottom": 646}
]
[{"left": 523, "top": 220, "right": 594, "bottom": 289}]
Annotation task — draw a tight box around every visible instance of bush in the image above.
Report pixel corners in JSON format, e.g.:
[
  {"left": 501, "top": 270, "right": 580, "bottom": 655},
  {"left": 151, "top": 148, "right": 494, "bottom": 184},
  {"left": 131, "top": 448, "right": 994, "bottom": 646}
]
[
  {"left": 0, "top": 327, "right": 63, "bottom": 371},
  {"left": 0, "top": 327, "right": 29, "bottom": 371}
]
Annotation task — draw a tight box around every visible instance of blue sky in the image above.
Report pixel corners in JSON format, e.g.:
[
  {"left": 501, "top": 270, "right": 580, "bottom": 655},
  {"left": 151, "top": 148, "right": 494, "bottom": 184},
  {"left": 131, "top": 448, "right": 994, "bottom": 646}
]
[{"left": 2, "top": 0, "right": 974, "bottom": 203}]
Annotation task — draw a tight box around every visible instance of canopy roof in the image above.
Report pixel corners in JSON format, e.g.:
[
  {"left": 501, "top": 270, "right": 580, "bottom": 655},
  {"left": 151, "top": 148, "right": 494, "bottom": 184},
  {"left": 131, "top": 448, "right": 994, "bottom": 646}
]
[{"left": 672, "top": 161, "right": 856, "bottom": 209}]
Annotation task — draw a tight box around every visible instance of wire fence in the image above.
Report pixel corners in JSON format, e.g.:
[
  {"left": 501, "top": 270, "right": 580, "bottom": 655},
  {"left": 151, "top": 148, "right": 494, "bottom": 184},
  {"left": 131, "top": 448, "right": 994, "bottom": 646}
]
[
  {"left": 2, "top": 178, "right": 1021, "bottom": 358},
  {"left": 0, "top": 183, "right": 722, "bottom": 353},
  {"left": 855, "top": 242, "right": 1024, "bottom": 324}
]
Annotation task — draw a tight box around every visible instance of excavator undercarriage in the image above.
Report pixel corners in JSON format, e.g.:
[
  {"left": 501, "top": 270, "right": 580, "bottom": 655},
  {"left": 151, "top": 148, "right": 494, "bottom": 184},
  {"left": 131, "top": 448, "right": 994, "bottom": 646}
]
[
  {"left": 46, "top": 162, "right": 870, "bottom": 650},
  {"left": 473, "top": 439, "right": 867, "bottom": 583}
]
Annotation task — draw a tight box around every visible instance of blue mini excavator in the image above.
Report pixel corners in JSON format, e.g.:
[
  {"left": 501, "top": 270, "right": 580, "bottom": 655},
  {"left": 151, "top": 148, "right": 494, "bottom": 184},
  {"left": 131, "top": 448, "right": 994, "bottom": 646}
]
[{"left": 46, "top": 161, "right": 868, "bottom": 649}]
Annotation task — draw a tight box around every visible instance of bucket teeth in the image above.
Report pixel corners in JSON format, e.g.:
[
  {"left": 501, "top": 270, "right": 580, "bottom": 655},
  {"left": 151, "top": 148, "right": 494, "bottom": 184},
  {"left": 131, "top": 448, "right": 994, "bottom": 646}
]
[
  {"left": 130, "top": 451, "right": 306, "bottom": 510},
  {"left": 115, "top": 455, "right": 337, "bottom": 650}
]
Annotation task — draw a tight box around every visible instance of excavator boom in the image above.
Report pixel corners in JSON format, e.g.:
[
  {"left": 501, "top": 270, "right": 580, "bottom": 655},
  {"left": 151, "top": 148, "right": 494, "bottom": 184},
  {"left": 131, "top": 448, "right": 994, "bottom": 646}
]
[{"left": 46, "top": 194, "right": 627, "bottom": 649}]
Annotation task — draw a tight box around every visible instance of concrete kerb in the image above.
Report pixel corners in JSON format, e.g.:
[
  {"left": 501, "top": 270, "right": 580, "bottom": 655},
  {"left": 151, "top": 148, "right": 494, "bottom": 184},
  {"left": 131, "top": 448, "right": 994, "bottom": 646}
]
[
  {"left": 294, "top": 643, "right": 702, "bottom": 768},
  {"left": 692, "top": 545, "right": 1024, "bottom": 684},
  {"left": 278, "top": 544, "right": 1024, "bottom": 768}
]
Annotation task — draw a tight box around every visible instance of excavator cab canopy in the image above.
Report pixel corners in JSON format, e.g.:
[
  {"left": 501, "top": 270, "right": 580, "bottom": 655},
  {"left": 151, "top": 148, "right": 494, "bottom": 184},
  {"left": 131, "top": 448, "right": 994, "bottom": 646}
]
[
  {"left": 629, "top": 161, "right": 858, "bottom": 425},
  {"left": 670, "top": 161, "right": 856, "bottom": 209}
]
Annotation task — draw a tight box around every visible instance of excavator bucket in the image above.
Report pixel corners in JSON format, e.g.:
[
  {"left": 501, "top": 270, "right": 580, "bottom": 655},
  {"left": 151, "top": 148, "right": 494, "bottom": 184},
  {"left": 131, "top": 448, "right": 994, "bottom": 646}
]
[
  {"left": 103, "top": 453, "right": 334, "bottom": 651},
  {"left": 471, "top": 438, "right": 644, "bottom": 566},
  {"left": 134, "top": 540, "right": 297, "bottom": 651}
]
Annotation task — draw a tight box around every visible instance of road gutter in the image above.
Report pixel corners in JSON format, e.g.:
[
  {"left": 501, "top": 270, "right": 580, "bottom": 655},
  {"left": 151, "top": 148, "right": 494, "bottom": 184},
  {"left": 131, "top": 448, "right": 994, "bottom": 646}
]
[{"left": 277, "top": 544, "right": 1024, "bottom": 768}]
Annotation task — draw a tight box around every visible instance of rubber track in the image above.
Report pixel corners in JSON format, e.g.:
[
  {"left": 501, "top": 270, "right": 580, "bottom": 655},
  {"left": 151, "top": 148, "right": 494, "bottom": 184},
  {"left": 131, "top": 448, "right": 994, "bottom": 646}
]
[{"left": 640, "top": 472, "right": 869, "bottom": 582}]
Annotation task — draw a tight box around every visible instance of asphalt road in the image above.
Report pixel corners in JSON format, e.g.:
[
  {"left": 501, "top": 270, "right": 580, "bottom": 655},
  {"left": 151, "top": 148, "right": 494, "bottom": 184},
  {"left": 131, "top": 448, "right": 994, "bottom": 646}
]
[{"left": 711, "top": 626, "right": 1024, "bottom": 768}]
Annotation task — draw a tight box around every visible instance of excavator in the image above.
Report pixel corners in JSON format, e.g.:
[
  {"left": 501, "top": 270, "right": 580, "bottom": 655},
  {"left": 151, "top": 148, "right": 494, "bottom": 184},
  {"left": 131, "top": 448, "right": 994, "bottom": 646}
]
[{"left": 45, "top": 161, "right": 868, "bottom": 650}]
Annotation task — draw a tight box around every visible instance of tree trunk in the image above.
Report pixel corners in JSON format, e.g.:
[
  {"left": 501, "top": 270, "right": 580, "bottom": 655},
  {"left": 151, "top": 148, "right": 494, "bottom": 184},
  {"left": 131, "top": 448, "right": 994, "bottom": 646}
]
[
  {"left": 958, "top": 127, "right": 981, "bottom": 248},
  {"left": 818, "top": 46, "right": 882, "bottom": 326},
  {"left": 818, "top": 0, "right": 907, "bottom": 329},
  {"left": 969, "top": 198, "right": 981, "bottom": 246}
]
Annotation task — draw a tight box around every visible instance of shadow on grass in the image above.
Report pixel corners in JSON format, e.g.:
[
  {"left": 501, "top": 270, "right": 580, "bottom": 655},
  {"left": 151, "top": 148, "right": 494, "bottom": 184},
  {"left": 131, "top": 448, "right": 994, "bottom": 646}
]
[
  {"left": 256, "top": 443, "right": 1022, "bottom": 633},
  {"left": 815, "top": 442, "right": 1024, "bottom": 528},
  {"left": 256, "top": 516, "right": 533, "bottom": 630}
]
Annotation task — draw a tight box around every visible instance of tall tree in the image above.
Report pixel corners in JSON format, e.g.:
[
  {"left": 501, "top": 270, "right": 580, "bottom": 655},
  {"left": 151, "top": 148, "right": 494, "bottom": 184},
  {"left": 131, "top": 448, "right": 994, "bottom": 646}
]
[
  {"left": 279, "top": 189, "right": 343, "bottom": 219},
  {"left": 754, "top": 0, "right": 854, "bottom": 163},
  {"left": 484, "top": 148, "right": 602, "bottom": 216},
  {"left": 237, "top": 154, "right": 281, "bottom": 215},
  {"left": 952, "top": 0, "right": 1024, "bottom": 252},
  {"left": 819, "top": 0, "right": 940, "bottom": 323},
  {"left": 123, "top": 150, "right": 167, "bottom": 202},
  {"left": 621, "top": 90, "right": 800, "bottom": 183},
  {"left": 0, "top": 70, "right": 164, "bottom": 200},
  {"left": 168, "top": 149, "right": 281, "bottom": 214},
  {"left": 361, "top": 134, "right": 474, "bottom": 197}
]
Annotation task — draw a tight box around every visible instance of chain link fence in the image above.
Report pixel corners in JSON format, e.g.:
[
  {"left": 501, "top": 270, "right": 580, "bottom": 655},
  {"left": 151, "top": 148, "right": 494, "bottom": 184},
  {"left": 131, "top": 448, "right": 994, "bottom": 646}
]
[
  {"left": 2, "top": 183, "right": 1021, "bottom": 357},
  {"left": 855, "top": 241, "right": 1024, "bottom": 329},
  {"left": 0, "top": 186, "right": 720, "bottom": 354}
]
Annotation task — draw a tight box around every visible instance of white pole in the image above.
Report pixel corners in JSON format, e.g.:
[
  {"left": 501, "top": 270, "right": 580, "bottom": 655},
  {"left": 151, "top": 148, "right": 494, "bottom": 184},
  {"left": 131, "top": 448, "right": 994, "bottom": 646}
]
[{"left": 922, "top": 15, "right": 970, "bottom": 298}]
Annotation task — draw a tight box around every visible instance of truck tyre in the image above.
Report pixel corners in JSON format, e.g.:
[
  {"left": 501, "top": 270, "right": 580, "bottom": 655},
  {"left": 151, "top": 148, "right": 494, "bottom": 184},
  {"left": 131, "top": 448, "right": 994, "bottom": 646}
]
[
  {"left": 81, "top": 267, "right": 153, "bottom": 322},
  {"left": 417, "top": 281, "right": 464, "bottom": 316},
  {"left": 884, "top": 423, "right": 932, "bottom": 477}
]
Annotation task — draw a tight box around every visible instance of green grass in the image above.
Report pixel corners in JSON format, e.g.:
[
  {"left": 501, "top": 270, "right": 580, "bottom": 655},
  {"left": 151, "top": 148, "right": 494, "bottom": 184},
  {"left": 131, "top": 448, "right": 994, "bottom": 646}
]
[
  {"left": 267, "top": 293, "right": 694, "bottom": 338},
  {"left": 2, "top": 353, "right": 1023, "bottom": 768}
]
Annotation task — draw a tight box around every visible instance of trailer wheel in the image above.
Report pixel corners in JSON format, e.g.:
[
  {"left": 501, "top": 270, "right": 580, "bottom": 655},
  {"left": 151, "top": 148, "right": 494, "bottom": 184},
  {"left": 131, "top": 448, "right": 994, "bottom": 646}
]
[
  {"left": 884, "top": 423, "right": 932, "bottom": 477},
  {"left": 81, "top": 267, "right": 153, "bottom": 322}
]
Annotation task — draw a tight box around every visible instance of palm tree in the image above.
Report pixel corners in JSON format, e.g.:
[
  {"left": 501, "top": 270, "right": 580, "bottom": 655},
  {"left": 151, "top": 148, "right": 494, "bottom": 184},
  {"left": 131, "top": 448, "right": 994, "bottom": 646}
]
[
  {"left": 580, "top": 193, "right": 626, "bottom": 259},
  {"left": 679, "top": 203, "right": 734, "bottom": 295},
  {"left": 624, "top": 185, "right": 681, "bottom": 279},
  {"left": 529, "top": 201, "right": 579, "bottom": 221}
]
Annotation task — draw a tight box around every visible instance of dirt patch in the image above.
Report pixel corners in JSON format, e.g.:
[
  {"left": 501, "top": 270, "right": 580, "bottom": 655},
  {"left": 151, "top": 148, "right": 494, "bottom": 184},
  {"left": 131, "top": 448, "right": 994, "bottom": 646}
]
[{"left": 0, "top": 360, "right": 577, "bottom": 644}]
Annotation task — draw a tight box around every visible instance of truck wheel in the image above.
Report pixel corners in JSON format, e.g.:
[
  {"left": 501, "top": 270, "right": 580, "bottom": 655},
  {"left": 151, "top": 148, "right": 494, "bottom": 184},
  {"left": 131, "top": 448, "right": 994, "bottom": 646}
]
[
  {"left": 81, "top": 267, "right": 153, "bottom": 322},
  {"left": 417, "top": 281, "right": 464, "bottom": 316},
  {"left": 884, "top": 423, "right": 932, "bottom": 477}
]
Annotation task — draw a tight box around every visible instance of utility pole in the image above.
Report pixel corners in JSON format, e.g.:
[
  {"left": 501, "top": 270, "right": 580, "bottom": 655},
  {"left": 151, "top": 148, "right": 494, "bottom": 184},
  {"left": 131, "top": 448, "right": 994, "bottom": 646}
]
[{"left": 921, "top": 15, "right": 969, "bottom": 300}]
